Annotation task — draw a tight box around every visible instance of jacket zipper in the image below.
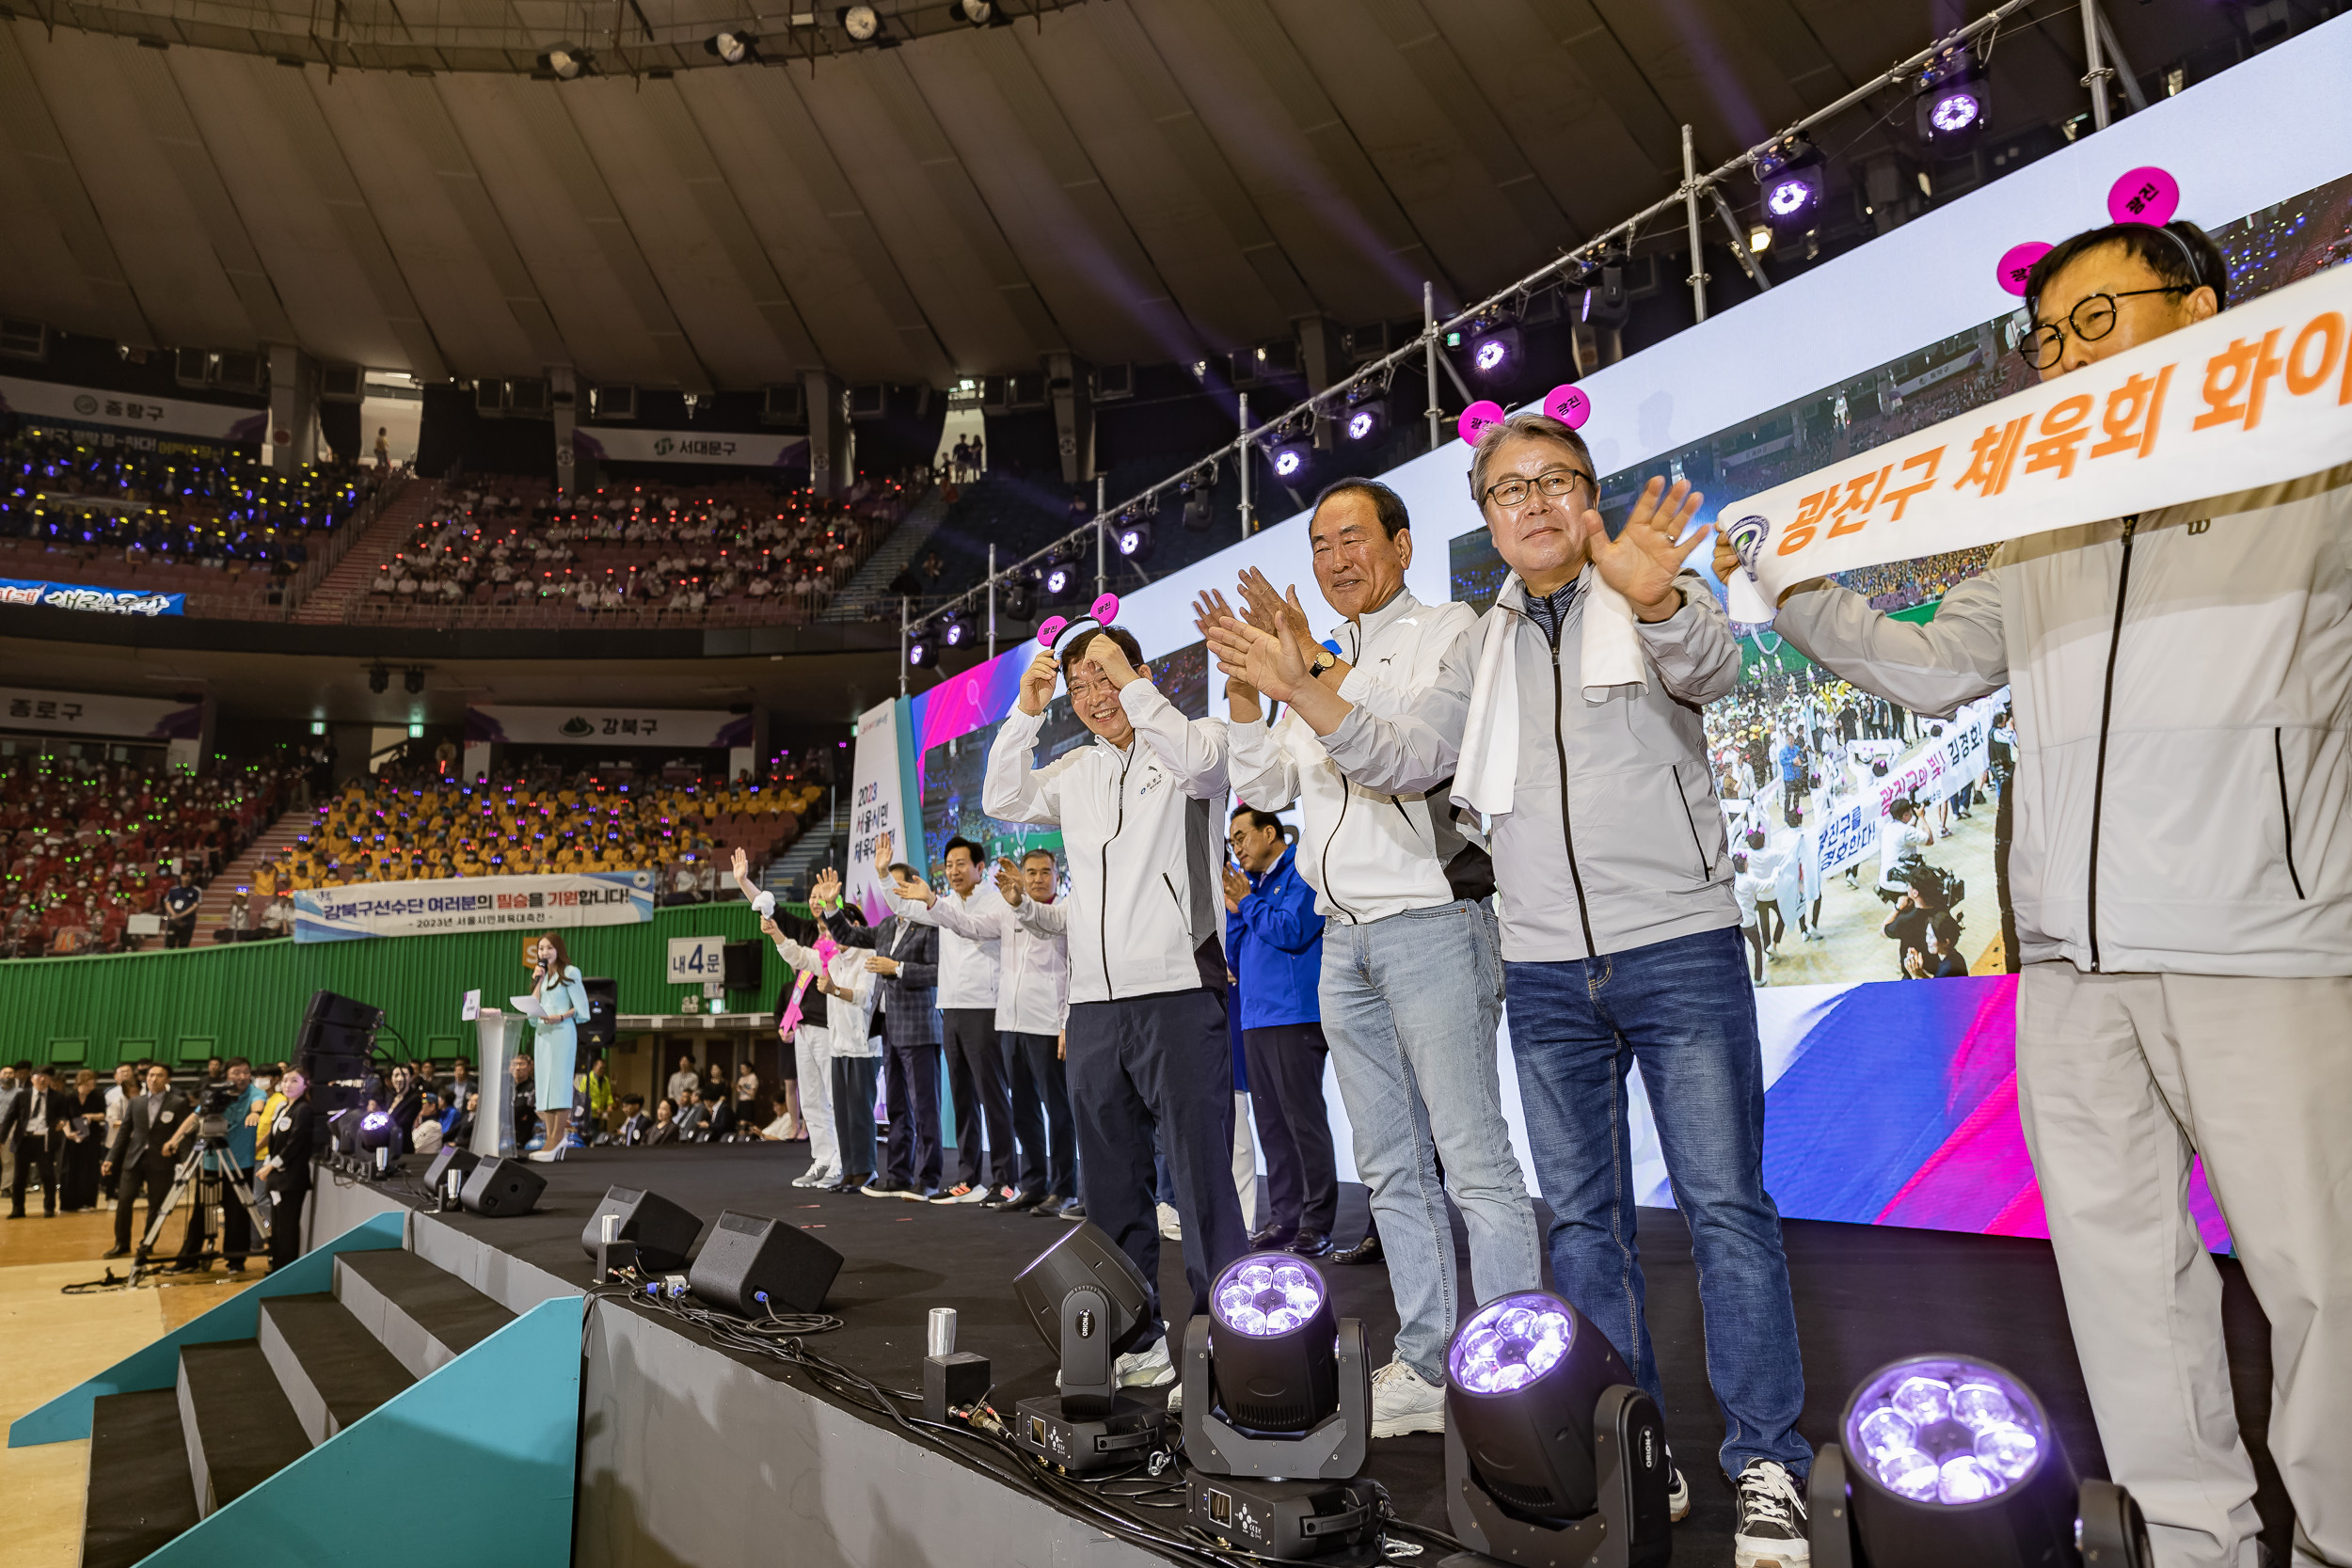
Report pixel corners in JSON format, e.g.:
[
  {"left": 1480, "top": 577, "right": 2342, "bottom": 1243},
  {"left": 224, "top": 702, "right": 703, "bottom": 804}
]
[
  {"left": 1670, "top": 765, "right": 1711, "bottom": 879},
  {"left": 2085, "top": 516, "right": 2137, "bottom": 971},
  {"left": 2275, "top": 727, "right": 2307, "bottom": 899},
  {"left": 1319, "top": 782, "right": 1361, "bottom": 924},
  {"left": 1100, "top": 745, "right": 1131, "bottom": 1001},
  {"left": 1549, "top": 631, "right": 1598, "bottom": 958}
]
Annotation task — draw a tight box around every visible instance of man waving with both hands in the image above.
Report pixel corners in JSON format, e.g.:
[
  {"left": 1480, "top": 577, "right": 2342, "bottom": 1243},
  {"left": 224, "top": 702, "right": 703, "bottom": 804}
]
[{"left": 1204, "top": 416, "right": 1815, "bottom": 1568}]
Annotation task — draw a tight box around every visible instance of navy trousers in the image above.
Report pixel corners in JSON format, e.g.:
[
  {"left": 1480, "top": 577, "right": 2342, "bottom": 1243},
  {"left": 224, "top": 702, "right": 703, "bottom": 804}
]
[
  {"left": 882, "top": 1039, "right": 942, "bottom": 1191},
  {"left": 1242, "top": 1023, "right": 1339, "bottom": 1236},
  {"left": 828, "top": 1055, "right": 880, "bottom": 1181},
  {"left": 1002, "top": 1030, "right": 1076, "bottom": 1200},
  {"left": 942, "top": 1007, "right": 1016, "bottom": 1190},
  {"left": 1066, "top": 988, "right": 1249, "bottom": 1332}
]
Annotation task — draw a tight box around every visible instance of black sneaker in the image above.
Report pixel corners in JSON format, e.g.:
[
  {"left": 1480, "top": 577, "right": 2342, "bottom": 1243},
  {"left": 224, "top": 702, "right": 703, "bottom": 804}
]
[{"left": 1733, "top": 1459, "right": 1810, "bottom": 1568}]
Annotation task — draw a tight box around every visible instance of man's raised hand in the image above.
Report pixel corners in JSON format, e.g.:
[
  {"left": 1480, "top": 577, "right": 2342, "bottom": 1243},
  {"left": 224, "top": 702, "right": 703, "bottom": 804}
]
[
  {"left": 993, "top": 855, "right": 1025, "bottom": 906},
  {"left": 1236, "top": 567, "right": 1316, "bottom": 645},
  {"left": 872, "top": 829, "right": 893, "bottom": 879},
  {"left": 1584, "top": 474, "right": 1708, "bottom": 622},
  {"left": 1016, "top": 649, "right": 1058, "bottom": 717}
]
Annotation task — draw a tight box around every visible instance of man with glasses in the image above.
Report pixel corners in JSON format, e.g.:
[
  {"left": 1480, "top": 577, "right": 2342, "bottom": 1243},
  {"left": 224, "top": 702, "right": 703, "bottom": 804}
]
[
  {"left": 1200, "top": 479, "right": 1543, "bottom": 1441},
  {"left": 1726, "top": 218, "right": 2351, "bottom": 1568},
  {"left": 984, "top": 622, "right": 1248, "bottom": 1395},
  {"left": 1222, "top": 419, "right": 1812, "bottom": 1566}
]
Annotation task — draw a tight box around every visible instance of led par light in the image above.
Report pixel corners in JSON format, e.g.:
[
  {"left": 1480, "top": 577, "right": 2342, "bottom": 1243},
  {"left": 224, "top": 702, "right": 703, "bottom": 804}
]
[
  {"left": 357, "top": 1110, "right": 399, "bottom": 1178},
  {"left": 1441, "top": 1291, "right": 1674, "bottom": 1568},
  {"left": 1009, "top": 1224, "right": 1164, "bottom": 1473},
  {"left": 1041, "top": 554, "right": 1080, "bottom": 605},
  {"left": 1809, "top": 1354, "right": 2154, "bottom": 1568},
  {"left": 1266, "top": 441, "right": 1311, "bottom": 483},
  {"left": 1181, "top": 1252, "right": 1369, "bottom": 1478},
  {"left": 1914, "top": 48, "right": 1989, "bottom": 145},
  {"left": 999, "top": 568, "right": 1036, "bottom": 622},
  {"left": 1756, "top": 135, "right": 1826, "bottom": 231},
  {"left": 1469, "top": 326, "right": 1522, "bottom": 378},
  {"left": 906, "top": 629, "right": 937, "bottom": 669},
  {"left": 1114, "top": 516, "right": 1153, "bottom": 561},
  {"left": 938, "top": 607, "right": 969, "bottom": 649}
]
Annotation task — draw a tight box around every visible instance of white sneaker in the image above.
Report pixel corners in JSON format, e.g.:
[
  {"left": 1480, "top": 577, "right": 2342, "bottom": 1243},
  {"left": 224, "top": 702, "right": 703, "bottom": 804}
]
[
  {"left": 1115, "top": 1336, "right": 1175, "bottom": 1388},
  {"left": 1369, "top": 1357, "right": 1445, "bottom": 1437},
  {"left": 951, "top": 1183, "right": 992, "bottom": 1205},
  {"left": 792, "top": 1165, "right": 834, "bottom": 1188},
  {"left": 1156, "top": 1201, "right": 1182, "bottom": 1241},
  {"left": 1165, "top": 1379, "right": 1184, "bottom": 1414}
]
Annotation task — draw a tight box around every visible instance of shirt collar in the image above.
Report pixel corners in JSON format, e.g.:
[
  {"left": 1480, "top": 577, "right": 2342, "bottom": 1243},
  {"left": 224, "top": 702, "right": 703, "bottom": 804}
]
[
  {"left": 1249, "top": 845, "right": 1295, "bottom": 890},
  {"left": 1337, "top": 586, "right": 1421, "bottom": 658}
]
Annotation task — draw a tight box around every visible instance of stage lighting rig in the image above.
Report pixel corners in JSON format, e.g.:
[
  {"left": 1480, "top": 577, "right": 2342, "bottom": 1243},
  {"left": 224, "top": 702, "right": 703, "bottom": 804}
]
[
  {"left": 1914, "top": 47, "right": 1989, "bottom": 145},
  {"left": 704, "top": 29, "right": 757, "bottom": 62},
  {"left": 999, "top": 567, "right": 1037, "bottom": 621},
  {"left": 1041, "top": 551, "right": 1081, "bottom": 605},
  {"left": 1113, "top": 512, "right": 1153, "bottom": 562},
  {"left": 356, "top": 1111, "right": 400, "bottom": 1179},
  {"left": 1468, "top": 325, "right": 1522, "bottom": 379},
  {"left": 1440, "top": 1291, "right": 1674, "bottom": 1568},
  {"left": 937, "top": 606, "right": 970, "bottom": 650},
  {"left": 907, "top": 626, "right": 938, "bottom": 669},
  {"left": 1009, "top": 1224, "right": 1164, "bottom": 1474},
  {"left": 947, "top": 0, "right": 996, "bottom": 21},
  {"left": 839, "top": 6, "right": 879, "bottom": 40},
  {"left": 1758, "top": 135, "right": 1826, "bottom": 231},
  {"left": 403, "top": 666, "right": 425, "bottom": 694},
  {"left": 367, "top": 663, "right": 389, "bottom": 694},
  {"left": 1809, "top": 1354, "right": 2153, "bottom": 1568},
  {"left": 535, "top": 42, "right": 590, "bottom": 78}
]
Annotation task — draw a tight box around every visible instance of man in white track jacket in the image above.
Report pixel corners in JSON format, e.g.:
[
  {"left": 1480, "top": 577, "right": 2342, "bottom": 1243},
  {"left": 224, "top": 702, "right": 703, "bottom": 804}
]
[
  {"left": 983, "top": 624, "right": 1248, "bottom": 1388},
  {"left": 1728, "top": 218, "right": 2350, "bottom": 1568}
]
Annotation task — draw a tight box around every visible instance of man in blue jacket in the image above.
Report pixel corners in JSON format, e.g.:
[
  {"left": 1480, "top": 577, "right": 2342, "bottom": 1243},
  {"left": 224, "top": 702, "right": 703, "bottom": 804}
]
[{"left": 1223, "top": 807, "right": 1337, "bottom": 1257}]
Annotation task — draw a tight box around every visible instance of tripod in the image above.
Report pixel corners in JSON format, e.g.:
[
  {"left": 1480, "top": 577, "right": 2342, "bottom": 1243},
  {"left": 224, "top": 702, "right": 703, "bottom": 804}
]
[{"left": 130, "top": 1112, "right": 272, "bottom": 1288}]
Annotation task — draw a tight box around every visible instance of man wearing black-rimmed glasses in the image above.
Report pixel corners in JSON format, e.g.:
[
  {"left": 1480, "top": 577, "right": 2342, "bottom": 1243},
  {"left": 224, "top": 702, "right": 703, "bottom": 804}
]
[{"left": 1732, "top": 218, "right": 2352, "bottom": 1568}]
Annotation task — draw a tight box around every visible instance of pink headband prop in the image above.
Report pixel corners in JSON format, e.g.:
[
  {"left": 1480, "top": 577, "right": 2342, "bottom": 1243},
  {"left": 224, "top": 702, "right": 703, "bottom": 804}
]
[
  {"left": 1036, "top": 593, "right": 1121, "bottom": 654},
  {"left": 1457, "top": 401, "right": 1506, "bottom": 446},
  {"left": 1994, "top": 241, "right": 2052, "bottom": 298},
  {"left": 2108, "top": 166, "right": 2180, "bottom": 228},
  {"left": 1543, "top": 384, "right": 1592, "bottom": 430}
]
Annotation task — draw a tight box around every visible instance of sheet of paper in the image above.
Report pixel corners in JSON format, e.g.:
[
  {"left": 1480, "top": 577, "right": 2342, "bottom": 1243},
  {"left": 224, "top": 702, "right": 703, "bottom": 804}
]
[
  {"left": 510, "top": 993, "right": 548, "bottom": 1019},
  {"left": 461, "top": 990, "right": 482, "bottom": 1021}
]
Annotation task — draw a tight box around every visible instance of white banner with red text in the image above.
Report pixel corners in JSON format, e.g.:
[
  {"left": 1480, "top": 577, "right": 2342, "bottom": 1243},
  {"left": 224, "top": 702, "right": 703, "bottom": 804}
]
[
  {"left": 293, "top": 871, "right": 656, "bottom": 942},
  {"left": 1724, "top": 261, "right": 2352, "bottom": 620}
]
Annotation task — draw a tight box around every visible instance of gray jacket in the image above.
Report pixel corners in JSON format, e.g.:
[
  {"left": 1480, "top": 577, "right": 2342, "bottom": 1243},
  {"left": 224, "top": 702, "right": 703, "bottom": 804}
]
[
  {"left": 1774, "top": 466, "right": 2352, "bottom": 977},
  {"left": 1323, "top": 572, "right": 1742, "bottom": 962}
]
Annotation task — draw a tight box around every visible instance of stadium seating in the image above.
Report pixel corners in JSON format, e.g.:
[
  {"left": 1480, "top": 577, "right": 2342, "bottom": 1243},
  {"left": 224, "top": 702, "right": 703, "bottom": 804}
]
[
  {"left": 0, "top": 430, "right": 380, "bottom": 611},
  {"left": 0, "top": 755, "right": 301, "bottom": 958}
]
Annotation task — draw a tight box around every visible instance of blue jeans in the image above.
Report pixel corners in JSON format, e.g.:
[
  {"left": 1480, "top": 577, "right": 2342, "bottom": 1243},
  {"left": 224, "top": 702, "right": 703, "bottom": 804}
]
[
  {"left": 1320, "top": 898, "right": 1544, "bottom": 1386},
  {"left": 1505, "top": 925, "right": 1809, "bottom": 1481}
]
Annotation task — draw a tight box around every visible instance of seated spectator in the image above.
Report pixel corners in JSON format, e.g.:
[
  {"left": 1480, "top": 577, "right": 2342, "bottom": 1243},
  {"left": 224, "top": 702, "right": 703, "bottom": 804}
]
[
  {"left": 647, "top": 1097, "right": 683, "bottom": 1145},
  {"left": 614, "top": 1094, "right": 651, "bottom": 1145}
]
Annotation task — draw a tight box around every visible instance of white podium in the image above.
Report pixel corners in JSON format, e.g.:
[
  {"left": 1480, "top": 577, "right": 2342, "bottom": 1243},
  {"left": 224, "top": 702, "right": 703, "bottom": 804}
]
[{"left": 472, "top": 1009, "right": 527, "bottom": 1158}]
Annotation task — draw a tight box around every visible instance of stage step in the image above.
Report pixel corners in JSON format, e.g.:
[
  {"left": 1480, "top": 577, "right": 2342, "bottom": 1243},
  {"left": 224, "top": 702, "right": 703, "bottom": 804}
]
[
  {"left": 83, "top": 1389, "right": 200, "bottom": 1568},
  {"left": 259, "top": 1292, "right": 418, "bottom": 1445},
  {"left": 174, "top": 1341, "right": 312, "bottom": 1517},
  {"left": 335, "top": 1246, "right": 516, "bottom": 1380}
]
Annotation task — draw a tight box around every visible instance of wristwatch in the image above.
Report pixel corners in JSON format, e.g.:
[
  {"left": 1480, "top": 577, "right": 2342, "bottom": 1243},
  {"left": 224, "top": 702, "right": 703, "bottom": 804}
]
[{"left": 1307, "top": 647, "right": 1340, "bottom": 681}]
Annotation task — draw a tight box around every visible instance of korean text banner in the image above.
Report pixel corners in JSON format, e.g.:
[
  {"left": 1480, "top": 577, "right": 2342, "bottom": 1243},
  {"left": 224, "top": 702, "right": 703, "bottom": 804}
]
[
  {"left": 464, "top": 705, "right": 750, "bottom": 749},
  {"left": 294, "top": 871, "right": 655, "bottom": 942},
  {"left": 1724, "top": 261, "right": 2352, "bottom": 619},
  {"left": 0, "top": 578, "right": 184, "bottom": 617},
  {"left": 571, "top": 428, "right": 809, "bottom": 467},
  {"left": 0, "top": 687, "right": 201, "bottom": 739},
  {"left": 0, "top": 374, "right": 268, "bottom": 443},
  {"left": 845, "top": 698, "right": 915, "bottom": 925}
]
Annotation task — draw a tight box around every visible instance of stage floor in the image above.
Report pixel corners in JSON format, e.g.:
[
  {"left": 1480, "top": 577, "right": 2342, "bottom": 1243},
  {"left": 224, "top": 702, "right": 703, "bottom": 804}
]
[{"left": 382, "top": 1142, "right": 2289, "bottom": 1567}]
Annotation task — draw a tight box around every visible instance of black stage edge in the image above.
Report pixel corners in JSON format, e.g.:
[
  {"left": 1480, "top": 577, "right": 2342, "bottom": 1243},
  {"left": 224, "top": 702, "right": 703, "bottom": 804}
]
[{"left": 312, "top": 1144, "right": 2290, "bottom": 1568}]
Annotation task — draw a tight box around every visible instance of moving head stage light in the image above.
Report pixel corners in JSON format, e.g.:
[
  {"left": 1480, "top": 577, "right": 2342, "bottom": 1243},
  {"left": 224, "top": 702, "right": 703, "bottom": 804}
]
[
  {"left": 1441, "top": 1291, "right": 1674, "bottom": 1568},
  {"left": 1810, "top": 1354, "right": 2153, "bottom": 1568},
  {"left": 1010, "top": 1223, "right": 1163, "bottom": 1473},
  {"left": 1180, "top": 1253, "right": 1375, "bottom": 1560}
]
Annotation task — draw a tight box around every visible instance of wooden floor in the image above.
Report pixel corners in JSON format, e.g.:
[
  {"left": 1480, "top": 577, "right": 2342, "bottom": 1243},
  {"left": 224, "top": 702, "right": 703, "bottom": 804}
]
[{"left": 0, "top": 1195, "right": 262, "bottom": 1568}]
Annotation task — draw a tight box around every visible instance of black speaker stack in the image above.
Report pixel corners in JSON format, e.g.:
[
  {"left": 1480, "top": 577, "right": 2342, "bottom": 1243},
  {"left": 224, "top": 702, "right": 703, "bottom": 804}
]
[
  {"left": 721, "top": 941, "right": 763, "bottom": 993},
  {"left": 297, "top": 990, "right": 383, "bottom": 1117},
  {"left": 579, "top": 977, "right": 618, "bottom": 1053}
]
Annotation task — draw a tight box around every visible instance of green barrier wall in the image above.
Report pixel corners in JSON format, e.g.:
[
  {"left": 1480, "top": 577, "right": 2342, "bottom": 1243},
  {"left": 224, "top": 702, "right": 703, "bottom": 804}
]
[{"left": 0, "top": 901, "right": 809, "bottom": 1071}]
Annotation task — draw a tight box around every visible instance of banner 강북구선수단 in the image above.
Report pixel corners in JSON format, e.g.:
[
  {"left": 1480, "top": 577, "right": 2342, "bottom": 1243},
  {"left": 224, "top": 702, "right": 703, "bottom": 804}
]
[
  {"left": 293, "top": 871, "right": 656, "bottom": 942},
  {"left": 1724, "top": 258, "right": 2352, "bottom": 620}
]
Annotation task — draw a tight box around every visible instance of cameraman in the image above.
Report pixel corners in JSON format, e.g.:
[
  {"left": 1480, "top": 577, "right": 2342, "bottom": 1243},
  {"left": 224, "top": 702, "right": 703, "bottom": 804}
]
[{"left": 171, "top": 1057, "right": 261, "bottom": 1274}]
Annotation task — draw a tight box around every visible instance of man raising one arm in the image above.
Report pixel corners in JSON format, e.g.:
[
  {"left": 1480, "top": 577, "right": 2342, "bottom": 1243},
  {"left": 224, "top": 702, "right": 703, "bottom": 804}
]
[{"left": 982, "top": 622, "right": 1248, "bottom": 1393}]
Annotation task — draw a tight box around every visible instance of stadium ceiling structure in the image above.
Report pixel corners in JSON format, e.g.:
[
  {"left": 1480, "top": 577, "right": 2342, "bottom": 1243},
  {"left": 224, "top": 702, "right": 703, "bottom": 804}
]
[{"left": 0, "top": 0, "right": 2233, "bottom": 391}]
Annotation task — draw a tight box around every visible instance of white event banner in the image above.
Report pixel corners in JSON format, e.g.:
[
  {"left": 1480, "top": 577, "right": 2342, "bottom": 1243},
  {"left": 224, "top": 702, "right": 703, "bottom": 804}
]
[
  {"left": 464, "top": 704, "right": 751, "bottom": 750},
  {"left": 845, "top": 698, "right": 911, "bottom": 925},
  {"left": 572, "top": 427, "right": 809, "bottom": 467},
  {"left": 0, "top": 374, "right": 268, "bottom": 442},
  {"left": 0, "top": 686, "right": 201, "bottom": 739},
  {"left": 1801, "top": 704, "right": 1998, "bottom": 879},
  {"left": 294, "top": 871, "right": 654, "bottom": 942},
  {"left": 1724, "top": 260, "right": 2352, "bottom": 621}
]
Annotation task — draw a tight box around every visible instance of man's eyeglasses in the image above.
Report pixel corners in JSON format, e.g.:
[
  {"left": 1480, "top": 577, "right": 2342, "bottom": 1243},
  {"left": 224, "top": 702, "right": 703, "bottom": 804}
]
[
  {"left": 1480, "top": 467, "right": 1596, "bottom": 510},
  {"left": 2017, "top": 286, "right": 2187, "bottom": 370}
]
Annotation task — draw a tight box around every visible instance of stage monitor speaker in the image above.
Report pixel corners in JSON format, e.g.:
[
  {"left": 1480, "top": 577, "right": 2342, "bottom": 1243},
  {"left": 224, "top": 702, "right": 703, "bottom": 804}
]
[
  {"left": 580, "top": 1185, "right": 703, "bottom": 1273},
  {"left": 722, "top": 941, "right": 762, "bottom": 992},
  {"left": 306, "top": 990, "right": 384, "bottom": 1030},
  {"left": 580, "top": 977, "right": 617, "bottom": 1052},
  {"left": 422, "top": 1145, "right": 480, "bottom": 1195},
  {"left": 688, "top": 1209, "right": 841, "bottom": 1315},
  {"left": 300, "top": 1022, "right": 377, "bottom": 1058},
  {"left": 460, "top": 1156, "right": 546, "bottom": 1217}
]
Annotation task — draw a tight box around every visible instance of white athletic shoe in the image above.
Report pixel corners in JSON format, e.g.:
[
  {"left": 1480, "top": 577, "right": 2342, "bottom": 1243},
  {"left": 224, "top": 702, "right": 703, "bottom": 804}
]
[
  {"left": 1733, "top": 1459, "right": 1811, "bottom": 1568},
  {"left": 1369, "top": 1358, "right": 1445, "bottom": 1437},
  {"left": 1115, "top": 1336, "right": 1176, "bottom": 1388},
  {"left": 791, "top": 1165, "right": 834, "bottom": 1189},
  {"left": 1156, "top": 1201, "right": 1183, "bottom": 1242},
  {"left": 1165, "top": 1379, "right": 1184, "bottom": 1414},
  {"left": 951, "top": 1183, "right": 992, "bottom": 1205}
]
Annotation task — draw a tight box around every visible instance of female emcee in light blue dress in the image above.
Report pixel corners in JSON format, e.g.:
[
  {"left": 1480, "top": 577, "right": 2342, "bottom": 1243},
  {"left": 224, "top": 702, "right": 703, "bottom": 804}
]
[{"left": 526, "top": 932, "right": 591, "bottom": 1162}]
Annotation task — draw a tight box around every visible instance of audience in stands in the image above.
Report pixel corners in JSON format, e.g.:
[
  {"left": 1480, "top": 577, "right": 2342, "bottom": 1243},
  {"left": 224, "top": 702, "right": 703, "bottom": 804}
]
[
  {"left": 0, "top": 756, "right": 299, "bottom": 958},
  {"left": 0, "top": 430, "right": 376, "bottom": 605}
]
